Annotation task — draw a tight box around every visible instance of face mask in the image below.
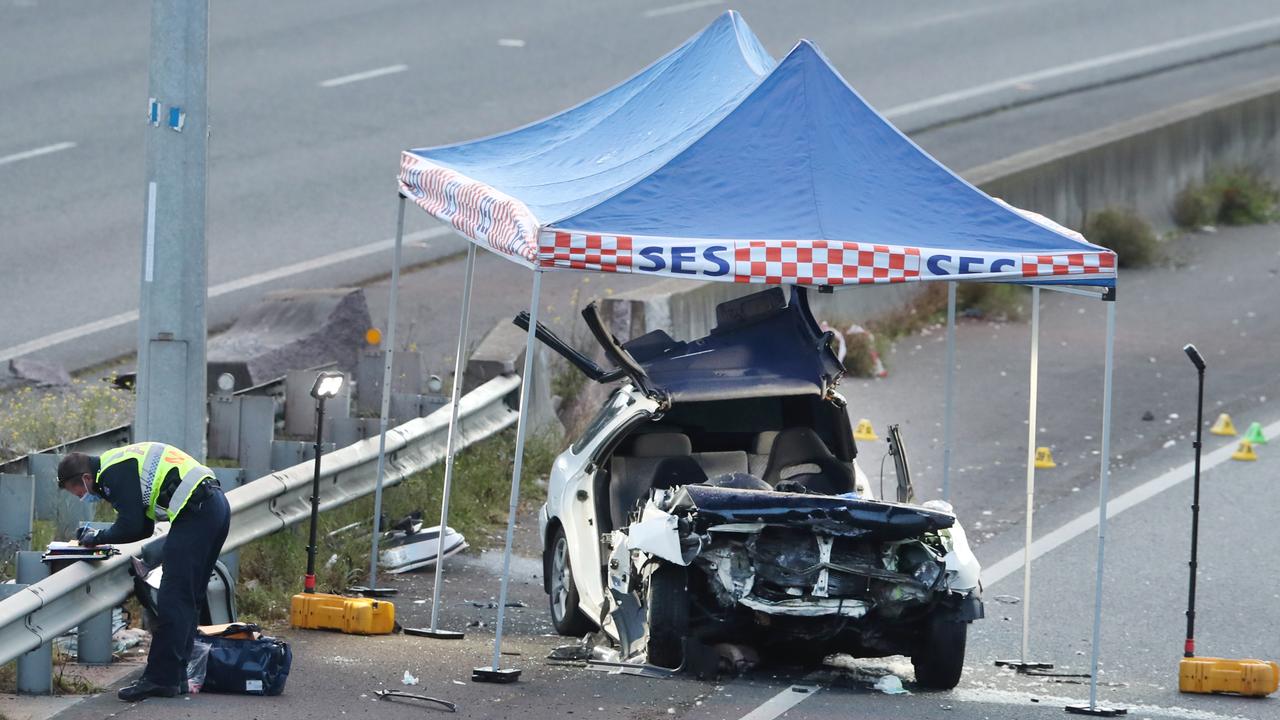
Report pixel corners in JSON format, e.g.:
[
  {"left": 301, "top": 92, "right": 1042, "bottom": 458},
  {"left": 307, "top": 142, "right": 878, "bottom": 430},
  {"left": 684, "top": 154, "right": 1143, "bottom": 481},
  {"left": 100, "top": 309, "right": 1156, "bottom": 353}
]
[{"left": 80, "top": 477, "right": 101, "bottom": 505}]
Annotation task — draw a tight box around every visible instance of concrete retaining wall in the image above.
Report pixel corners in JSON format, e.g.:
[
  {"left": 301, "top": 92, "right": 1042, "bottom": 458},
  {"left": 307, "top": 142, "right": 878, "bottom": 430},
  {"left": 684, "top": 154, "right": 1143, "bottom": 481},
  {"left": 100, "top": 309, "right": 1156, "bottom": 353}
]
[{"left": 970, "top": 76, "right": 1280, "bottom": 232}]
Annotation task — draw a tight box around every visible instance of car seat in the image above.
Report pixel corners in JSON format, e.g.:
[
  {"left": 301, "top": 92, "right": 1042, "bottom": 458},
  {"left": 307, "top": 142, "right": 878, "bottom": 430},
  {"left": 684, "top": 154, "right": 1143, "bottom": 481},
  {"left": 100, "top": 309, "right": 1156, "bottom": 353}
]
[
  {"left": 761, "top": 427, "right": 856, "bottom": 495},
  {"left": 609, "top": 432, "right": 695, "bottom": 528}
]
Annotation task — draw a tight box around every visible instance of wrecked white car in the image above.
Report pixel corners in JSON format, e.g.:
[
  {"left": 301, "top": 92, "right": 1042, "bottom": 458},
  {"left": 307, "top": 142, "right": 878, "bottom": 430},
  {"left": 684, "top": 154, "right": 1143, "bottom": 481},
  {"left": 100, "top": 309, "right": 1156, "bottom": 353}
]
[{"left": 535, "top": 287, "right": 982, "bottom": 688}]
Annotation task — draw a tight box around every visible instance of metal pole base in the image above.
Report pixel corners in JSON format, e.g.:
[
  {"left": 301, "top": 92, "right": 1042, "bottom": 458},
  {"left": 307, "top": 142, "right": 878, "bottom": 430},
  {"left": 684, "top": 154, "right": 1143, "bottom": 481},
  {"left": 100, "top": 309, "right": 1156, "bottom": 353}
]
[
  {"left": 995, "top": 659, "right": 1055, "bottom": 672},
  {"left": 472, "top": 666, "right": 521, "bottom": 683},
  {"left": 1065, "top": 704, "right": 1127, "bottom": 716},
  {"left": 404, "top": 627, "right": 465, "bottom": 640}
]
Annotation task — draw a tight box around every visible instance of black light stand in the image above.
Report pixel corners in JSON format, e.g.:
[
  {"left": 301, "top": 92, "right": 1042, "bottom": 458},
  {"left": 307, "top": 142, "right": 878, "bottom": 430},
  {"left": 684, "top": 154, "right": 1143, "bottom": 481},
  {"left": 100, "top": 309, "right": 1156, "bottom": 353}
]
[
  {"left": 303, "top": 371, "right": 345, "bottom": 593},
  {"left": 1182, "top": 343, "right": 1206, "bottom": 658}
]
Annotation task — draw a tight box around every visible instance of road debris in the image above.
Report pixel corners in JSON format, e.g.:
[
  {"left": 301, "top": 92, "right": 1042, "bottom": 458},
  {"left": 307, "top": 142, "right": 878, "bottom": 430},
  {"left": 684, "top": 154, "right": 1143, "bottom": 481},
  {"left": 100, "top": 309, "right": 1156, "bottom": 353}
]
[
  {"left": 873, "top": 674, "right": 909, "bottom": 695},
  {"left": 402, "top": 670, "right": 419, "bottom": 685},
  {"left": 376, "top": 689, "right": 457, "bottom": 713}
]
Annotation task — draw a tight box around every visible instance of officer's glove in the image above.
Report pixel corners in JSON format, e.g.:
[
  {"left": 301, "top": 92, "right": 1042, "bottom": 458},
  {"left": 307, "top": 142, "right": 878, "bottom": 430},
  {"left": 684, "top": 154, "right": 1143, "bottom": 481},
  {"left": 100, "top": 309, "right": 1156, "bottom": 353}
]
[{"left": 76, "top": 527, "right": 101, "bottom": 547}]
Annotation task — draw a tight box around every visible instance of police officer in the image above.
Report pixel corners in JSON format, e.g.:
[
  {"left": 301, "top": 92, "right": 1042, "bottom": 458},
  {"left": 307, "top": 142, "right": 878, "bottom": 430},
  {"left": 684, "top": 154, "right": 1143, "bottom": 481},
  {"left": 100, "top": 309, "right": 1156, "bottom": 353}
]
[{"left": 57, "top": 443, "right": 230, "bottom": 701}]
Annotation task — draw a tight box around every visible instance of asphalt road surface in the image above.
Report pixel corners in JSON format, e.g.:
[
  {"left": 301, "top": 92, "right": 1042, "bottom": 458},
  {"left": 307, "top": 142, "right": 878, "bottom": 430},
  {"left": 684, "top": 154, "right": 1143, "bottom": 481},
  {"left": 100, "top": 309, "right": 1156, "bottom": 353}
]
[
  {"left": 4, "top": 2, "right": 1280, "bottom": 719},
  {"left": 4, "top": 0, "right": 1280, "bottom": 372},
  {"left": 38, "top": 223, "right": 1280, "bottom": 720}
]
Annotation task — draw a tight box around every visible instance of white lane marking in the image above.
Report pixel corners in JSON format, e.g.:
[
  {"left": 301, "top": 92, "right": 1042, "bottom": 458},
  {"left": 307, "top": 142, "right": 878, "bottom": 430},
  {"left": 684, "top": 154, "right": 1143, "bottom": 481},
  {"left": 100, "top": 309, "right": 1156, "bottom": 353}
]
[
  {"left": 736, "top": 684, "right": 822, "bottom": 720},
  {"left": 982, "top": 417, "right": 1280, "bottom": 587},
  {"left": 884, "top": 15, "right": 1280, "bottom": 119},
  {"left": 497, "top": 38, "right": 526, "bottom": 48},
  {"left": 0, "top": 141, "right": 76, "bottom": 167},
  {"left": 643, "top": 0, "right": 724, "bottom": 20},
  {"left": 319, "top": 64, "right": 408, "bottom": 88},
  {"left": 954, "top": 688, "right": 1255, "bottom": 720},
  {"left": 0, "top": 226, "right": 453, "bottom": 364}
]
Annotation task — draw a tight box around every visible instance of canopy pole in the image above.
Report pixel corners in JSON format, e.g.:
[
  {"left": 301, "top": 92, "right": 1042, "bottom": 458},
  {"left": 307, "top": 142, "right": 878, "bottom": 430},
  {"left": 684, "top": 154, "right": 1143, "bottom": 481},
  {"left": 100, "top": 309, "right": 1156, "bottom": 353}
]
[
  {"left": 941, "top": 281, "right": 957, "bottom": 502},
  {"left": 427, "top": 243, "right": 477, "bottom": 636},
  {"left": 1021, "top": 287, "right": 1041, "bottom": 664},
  {"left": 1071, "top": 300, "right": 1121, "bottom": 715},
  {"left": 997, "top": 287, "right": 1053, "bottom": 672},
  {"left": 368, "top": 195, "right": 407, "bottom": 589},
  {"left": 475, "top": 268, "right": 543, "bottom": 683}
]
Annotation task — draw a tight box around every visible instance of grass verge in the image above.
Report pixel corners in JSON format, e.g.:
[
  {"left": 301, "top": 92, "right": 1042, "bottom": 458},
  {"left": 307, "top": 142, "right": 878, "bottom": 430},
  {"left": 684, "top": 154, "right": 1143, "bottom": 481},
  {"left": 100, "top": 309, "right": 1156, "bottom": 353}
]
[{"left": 235, "top": 428, "right": 560, "bottom": 624}]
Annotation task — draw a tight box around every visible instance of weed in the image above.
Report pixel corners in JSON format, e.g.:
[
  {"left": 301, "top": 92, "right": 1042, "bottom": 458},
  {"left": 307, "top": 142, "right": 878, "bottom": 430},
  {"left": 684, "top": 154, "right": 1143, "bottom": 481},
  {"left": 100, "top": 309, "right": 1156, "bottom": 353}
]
[
  {"left": 551, "top": 360, "right": 587, "bottom": 413},
  {"left": 1172, "top": 185, "right": 1216, "bottom": 229},
  {"left": 1207, "top": 168, "right": 1279, "bottom": 225},
  {"left": 51, "top": 652, "right": 104, "bottom": 695},
  {"left": 0, "top": 377, "right": 133, "bottom": 464},
  {"left": 1173, "top": 168, "right": 1279, "bottom": 228},
  {"left": 234, "top": 429, "right": 560, "bottom": 624},
  {"left": 957, "top": 283, "right": 1027, "bottom": 322},
  {"left": 1085, "top": 208, "right": 1158, "bottom": 268}
]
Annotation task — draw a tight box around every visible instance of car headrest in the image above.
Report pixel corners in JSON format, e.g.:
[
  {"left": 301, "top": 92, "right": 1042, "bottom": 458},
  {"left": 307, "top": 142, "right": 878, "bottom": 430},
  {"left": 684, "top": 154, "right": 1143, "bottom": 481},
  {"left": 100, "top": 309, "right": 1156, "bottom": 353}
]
[
  {"left": 631, "top": 432, "right": 692, "bottom": 457},
  {"left": 752, "top": 431, "right": 779, "bottom": 455}
]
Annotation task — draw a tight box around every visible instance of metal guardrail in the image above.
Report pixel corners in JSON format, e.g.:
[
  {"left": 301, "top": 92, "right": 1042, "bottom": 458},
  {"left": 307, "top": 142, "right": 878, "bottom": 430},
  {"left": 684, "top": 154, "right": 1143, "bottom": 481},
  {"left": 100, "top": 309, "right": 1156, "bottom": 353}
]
[{"left": 0, "top": 373, "right": 520, "bottom": 666}]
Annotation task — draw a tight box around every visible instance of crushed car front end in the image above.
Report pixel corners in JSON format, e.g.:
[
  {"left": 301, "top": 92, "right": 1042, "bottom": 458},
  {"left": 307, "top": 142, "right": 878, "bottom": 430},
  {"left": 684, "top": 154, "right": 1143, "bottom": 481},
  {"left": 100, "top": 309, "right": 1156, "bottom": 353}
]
[{"left": 607, "top": 485, "right": 981, "bottom": 682}]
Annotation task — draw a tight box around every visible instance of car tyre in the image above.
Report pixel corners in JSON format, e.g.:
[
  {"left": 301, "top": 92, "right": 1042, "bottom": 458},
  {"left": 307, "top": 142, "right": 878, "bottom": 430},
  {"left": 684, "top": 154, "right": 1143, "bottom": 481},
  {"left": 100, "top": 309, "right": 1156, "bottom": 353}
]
[
  {"left": 644, "top": 561, "right": 689, "bottom": 669},
  {"left": 912, "top": 614, "right": 968, "bottom": 690},
  {"left": 547, "top": 525, "right": 594, "bottom": 636}
]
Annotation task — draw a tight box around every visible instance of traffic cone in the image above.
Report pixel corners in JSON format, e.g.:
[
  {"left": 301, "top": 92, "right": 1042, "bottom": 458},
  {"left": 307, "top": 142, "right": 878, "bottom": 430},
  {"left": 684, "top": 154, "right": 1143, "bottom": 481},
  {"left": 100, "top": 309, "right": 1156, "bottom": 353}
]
[
  {"left": 1244, "top": 422, "right": 1268, "bottom": 445},
  {"left": 1034, "top": 447, "right": 1057, "bottom": 469},
  {"left": 1231, "top": 440, "right": 1258, "bottom": 462},
  {"left": 1210, "top": 413, "right": 1237, "bottom": 436},
  {"left": 854, "top": 419, "right": 878, "bottom": 442}
]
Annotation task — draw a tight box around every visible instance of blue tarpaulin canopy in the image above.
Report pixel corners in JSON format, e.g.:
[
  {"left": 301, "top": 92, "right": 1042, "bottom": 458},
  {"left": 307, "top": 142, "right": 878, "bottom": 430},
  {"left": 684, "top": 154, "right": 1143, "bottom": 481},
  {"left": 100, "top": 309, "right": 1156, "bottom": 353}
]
[{"left": 400, "top": 11, "right": 1115, "bottom": 289}]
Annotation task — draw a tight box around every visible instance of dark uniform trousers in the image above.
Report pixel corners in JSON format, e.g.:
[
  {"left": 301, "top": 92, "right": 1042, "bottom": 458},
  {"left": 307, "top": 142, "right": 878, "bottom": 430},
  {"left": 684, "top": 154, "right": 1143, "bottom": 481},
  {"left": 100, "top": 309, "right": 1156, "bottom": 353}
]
[{"left": 145, "top": 483, "right": 231, "bottom": 688}]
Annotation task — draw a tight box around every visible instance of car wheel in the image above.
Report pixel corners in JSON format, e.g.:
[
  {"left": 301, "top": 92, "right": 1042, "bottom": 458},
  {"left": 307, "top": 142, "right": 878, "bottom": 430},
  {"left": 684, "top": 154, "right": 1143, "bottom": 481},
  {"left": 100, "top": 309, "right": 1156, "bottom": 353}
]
[
  {"left": 547, "top": 525, "right": 594, "bottom": 636},
  {"left": 644, "top": 561, "right": 689, "bottom": 669},
  {"left": 912, "top": 615, "right": 968, "bottom": 690}
]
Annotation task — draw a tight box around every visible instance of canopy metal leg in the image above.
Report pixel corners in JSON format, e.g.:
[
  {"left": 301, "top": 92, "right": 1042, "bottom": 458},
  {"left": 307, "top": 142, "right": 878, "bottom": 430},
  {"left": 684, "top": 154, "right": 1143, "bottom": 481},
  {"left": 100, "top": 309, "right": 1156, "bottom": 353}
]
[
  {"left": 473, "top": 269, "right": 543, "bottom": 684},
  {"left": 941, "top": 281, "right": 957, "bottom": 501},
  {"left": 421, "top": 243, "right": 477, "bottom": 640},
  {"left": 367, "top": 195, "right": 407, "bottom": 591},
  {"left": 997, "top": 287, "right": 1053, "bottom": 672},
  {"left": 1067, "top": 301, "right": 1125, "bottom": 717}
]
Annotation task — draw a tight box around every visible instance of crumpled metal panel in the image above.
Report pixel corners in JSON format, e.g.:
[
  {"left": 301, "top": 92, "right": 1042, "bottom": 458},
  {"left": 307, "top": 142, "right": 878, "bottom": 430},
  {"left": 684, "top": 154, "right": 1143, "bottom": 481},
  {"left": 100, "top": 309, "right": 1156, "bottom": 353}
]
[{"left": 665, "top": 484, "right": 954, "bottom": 540}]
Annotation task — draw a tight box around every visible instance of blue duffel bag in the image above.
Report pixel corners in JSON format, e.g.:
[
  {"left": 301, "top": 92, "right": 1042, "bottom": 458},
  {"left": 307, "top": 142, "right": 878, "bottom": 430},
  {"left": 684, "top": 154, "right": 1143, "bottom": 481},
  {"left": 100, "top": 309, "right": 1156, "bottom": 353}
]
[{"left": 195, "top": 623, "right": 292, "bottom": 696}]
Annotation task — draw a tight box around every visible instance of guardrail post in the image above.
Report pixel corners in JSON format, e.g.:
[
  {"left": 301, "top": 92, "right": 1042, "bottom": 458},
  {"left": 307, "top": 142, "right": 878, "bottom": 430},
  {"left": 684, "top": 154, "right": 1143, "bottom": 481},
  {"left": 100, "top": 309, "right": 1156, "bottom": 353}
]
[
  {"left": 238, "top": 395, "right": 274, "bottom": 483},
  {"left": 213, "top": 467, "right": 245, "bottom": 582},
  {"left": 76, "top": 608, "right": 113, "bottom": 666},
  {"left": 16, "top": 551, "right": 53, "bottom": 694},
  {"left": 0, "top": 474, "right": 35, "bottom": 560}
]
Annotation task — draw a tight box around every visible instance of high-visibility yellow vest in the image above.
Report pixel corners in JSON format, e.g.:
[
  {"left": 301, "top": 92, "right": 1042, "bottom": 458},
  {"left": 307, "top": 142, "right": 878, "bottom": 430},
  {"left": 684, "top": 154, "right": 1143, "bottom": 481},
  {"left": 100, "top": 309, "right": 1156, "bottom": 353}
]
[{"left": 97, "top": 442, "right": 214, "bottom": 522}]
